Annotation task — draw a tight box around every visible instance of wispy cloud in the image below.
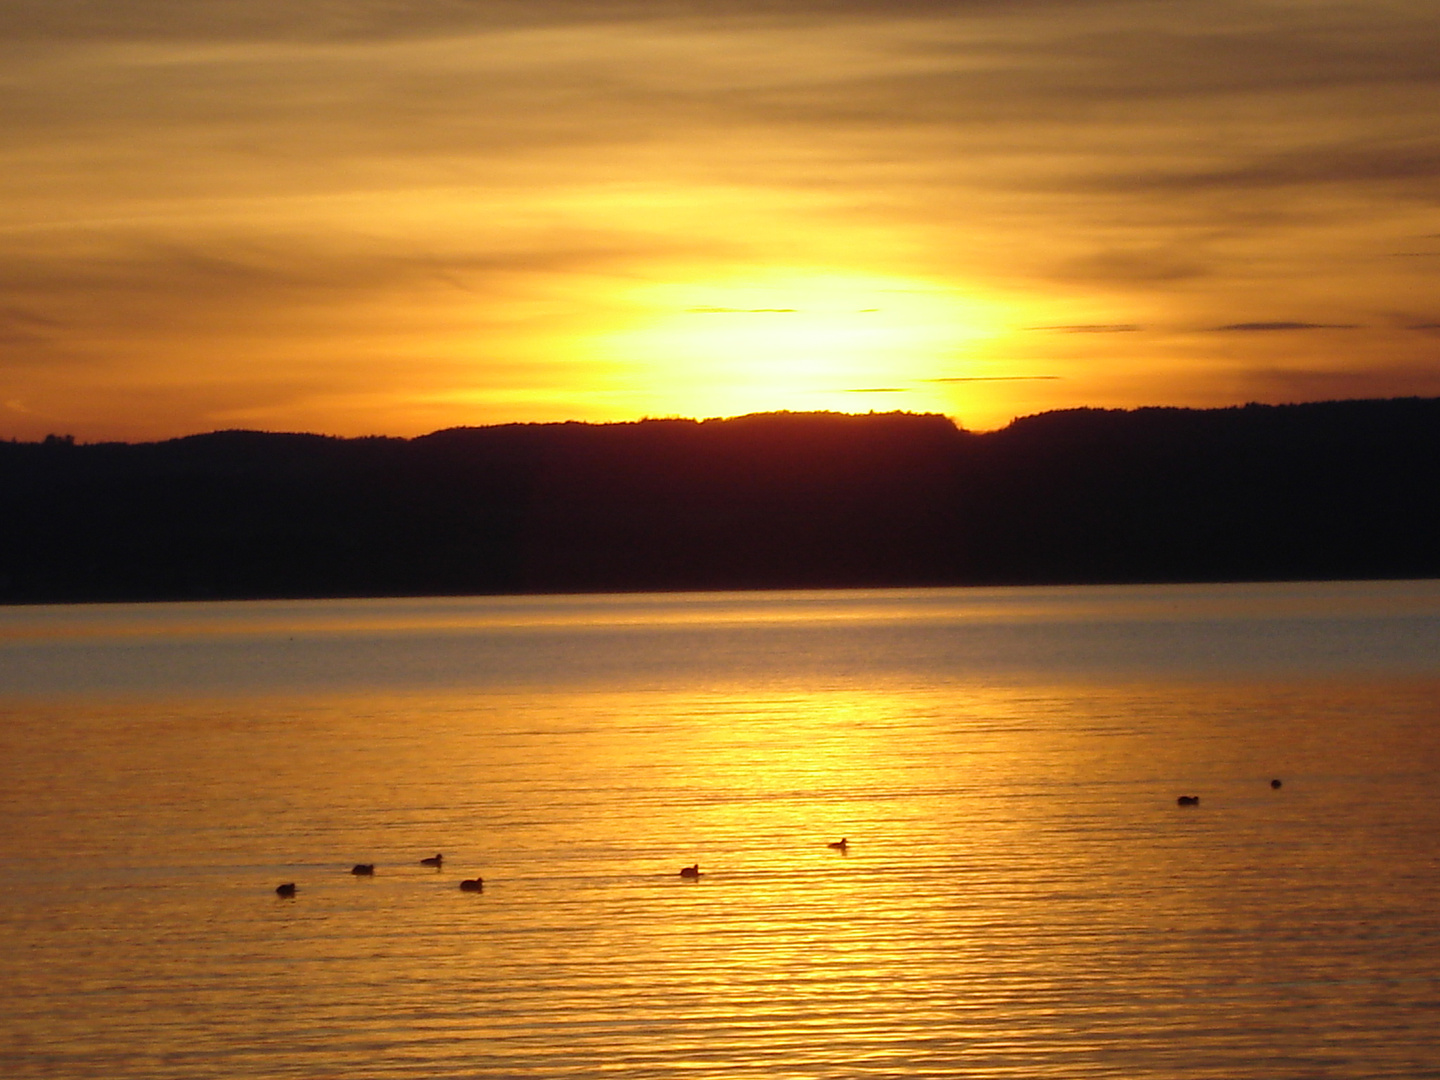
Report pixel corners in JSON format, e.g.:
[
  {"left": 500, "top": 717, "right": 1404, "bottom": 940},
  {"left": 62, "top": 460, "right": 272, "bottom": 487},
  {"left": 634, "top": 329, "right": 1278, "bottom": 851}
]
[
  {"left": 1084, "top": 144, "right": 1440, "bottom": 199},
  {"left": 1210, "top": 322, "right": 1361, "bottom": 332},
  {"left": 1029, "top": 324, "right": 1140, "bottom": 333},
  {"left": 927, "top": 375, "right": 1062, "bottom": 382}
]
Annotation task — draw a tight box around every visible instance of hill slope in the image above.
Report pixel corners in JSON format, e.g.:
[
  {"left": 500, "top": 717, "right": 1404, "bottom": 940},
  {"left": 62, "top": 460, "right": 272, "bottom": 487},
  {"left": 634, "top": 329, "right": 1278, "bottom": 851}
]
[{"left": 2, "top": 399, "right": 1436, "bottom": 602}]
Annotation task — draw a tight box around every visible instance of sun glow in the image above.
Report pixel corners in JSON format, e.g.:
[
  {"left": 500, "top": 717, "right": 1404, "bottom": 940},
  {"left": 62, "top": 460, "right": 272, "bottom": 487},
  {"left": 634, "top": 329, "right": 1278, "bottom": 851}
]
[{"left": 589, "top": 271, "right": 1009, "bottom": 417}]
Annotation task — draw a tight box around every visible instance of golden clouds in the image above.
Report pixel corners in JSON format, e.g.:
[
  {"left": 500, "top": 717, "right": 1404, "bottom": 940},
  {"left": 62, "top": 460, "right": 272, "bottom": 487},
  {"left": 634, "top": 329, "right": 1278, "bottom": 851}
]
[{"left": 1, "top": 1, "right": 1438, "bottom": 439}]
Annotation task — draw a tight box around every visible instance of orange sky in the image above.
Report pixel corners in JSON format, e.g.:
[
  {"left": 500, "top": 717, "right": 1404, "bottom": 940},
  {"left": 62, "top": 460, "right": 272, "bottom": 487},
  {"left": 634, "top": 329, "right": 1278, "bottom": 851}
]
[{"left": 2, "top": 1, "right": 1438, "bottom": 441}]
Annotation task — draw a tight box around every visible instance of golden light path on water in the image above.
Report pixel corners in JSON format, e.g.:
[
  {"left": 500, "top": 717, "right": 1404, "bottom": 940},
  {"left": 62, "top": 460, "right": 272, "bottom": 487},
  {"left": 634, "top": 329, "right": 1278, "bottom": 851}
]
[{"left": 1, "top": 584, "right": 1439, "bottom": 1078}]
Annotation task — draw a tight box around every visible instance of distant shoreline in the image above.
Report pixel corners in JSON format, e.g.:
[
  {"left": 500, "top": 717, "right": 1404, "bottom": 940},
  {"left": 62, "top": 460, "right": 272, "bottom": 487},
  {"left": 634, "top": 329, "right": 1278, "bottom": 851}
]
[{"left": 4, "top": 396, "right": 1438, "bottom": 605}]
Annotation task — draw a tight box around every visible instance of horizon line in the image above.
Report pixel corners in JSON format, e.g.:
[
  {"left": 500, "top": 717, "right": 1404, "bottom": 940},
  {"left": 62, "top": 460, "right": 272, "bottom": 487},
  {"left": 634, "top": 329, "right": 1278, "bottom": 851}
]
[{"left": 9, "top": 393, "right": 1440, "bottom": 448}]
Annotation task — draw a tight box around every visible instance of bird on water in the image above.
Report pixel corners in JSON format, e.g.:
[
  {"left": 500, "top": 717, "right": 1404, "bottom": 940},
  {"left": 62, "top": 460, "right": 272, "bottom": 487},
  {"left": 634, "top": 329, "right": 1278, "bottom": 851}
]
[
  {"left": 1176, "top": 795, "right": 1200, "bottom": 806},
  {"left": 679, "top": 864, "right": 701, "bottom": 879},
  {"left": 275, "top": 883, "right": 297, "bottom": 897},
  {"left": 420, "top": 853, "right": 443, "bottom": 866},
  {"left": 1271, "top": 779, "right": 1283, "bottom": 789},
  {"left": 460, "top": 878, "right": 484, "bottom": 892},
  {"left": 351, "top": 864, "right": 374, "bottom": 875},
  {"left": 827, "top": 838, "right": 849, "bottom": 851}
]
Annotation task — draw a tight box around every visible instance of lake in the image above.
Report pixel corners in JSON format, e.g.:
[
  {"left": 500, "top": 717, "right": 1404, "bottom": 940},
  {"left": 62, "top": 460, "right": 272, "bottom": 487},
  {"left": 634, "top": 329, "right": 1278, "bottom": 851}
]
[{"left": 2, "top": 581, "right": 1438, "bottom": 1078}]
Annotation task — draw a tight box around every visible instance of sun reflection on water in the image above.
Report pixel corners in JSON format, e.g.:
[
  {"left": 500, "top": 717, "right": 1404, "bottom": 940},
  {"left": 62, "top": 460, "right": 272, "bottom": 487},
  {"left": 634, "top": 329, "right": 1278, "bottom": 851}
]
[{"left": 2, "top": 588, "right": 1439, "bottom": 1077}]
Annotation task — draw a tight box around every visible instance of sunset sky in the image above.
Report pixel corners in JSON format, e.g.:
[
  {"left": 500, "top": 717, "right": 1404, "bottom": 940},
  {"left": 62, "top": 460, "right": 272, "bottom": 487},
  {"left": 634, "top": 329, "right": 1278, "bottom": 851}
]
[{"left": 3, "top": 0, "right": 1438, "bottom": 442}]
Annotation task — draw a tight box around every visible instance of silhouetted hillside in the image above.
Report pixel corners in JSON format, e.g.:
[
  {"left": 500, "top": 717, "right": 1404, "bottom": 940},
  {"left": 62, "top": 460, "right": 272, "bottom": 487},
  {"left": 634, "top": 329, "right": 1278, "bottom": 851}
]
[{"left": 2, "top": 399, "right": 1437, "bottom": 603}]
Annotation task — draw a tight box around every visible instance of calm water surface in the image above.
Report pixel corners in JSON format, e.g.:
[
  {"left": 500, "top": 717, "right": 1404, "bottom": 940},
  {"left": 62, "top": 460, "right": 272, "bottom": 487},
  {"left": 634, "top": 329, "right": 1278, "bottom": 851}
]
[{"left": 2, "top": 582, "right": 1438, "bottom": 1078}]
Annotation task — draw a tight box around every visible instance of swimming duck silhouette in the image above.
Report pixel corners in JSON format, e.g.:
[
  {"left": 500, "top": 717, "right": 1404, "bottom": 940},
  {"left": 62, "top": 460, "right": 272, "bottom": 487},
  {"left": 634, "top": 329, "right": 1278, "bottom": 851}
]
[
  {"left": 827, "top": 838, "right": 849, "bottom": 851},
  {"left": 420, "top": 853, "right": 443, "bottom": 867},
  {"left": 1176, "top": 795, "right": 1200, "bottom": 806},
  {"left": 1270, "top": 779, "right": 1283, "bottom": 789},
  {"left": 275, "top": 883, "right": 297, "bottom": 897},
  {"left": 679, "top": 864, "right": 701, "bottom": 879},
  {"left": 459, "top": 878, "right": 484, "bottom": 892},
  {"left": 351, "top": 864, "right": 375, "bottom": 875}
]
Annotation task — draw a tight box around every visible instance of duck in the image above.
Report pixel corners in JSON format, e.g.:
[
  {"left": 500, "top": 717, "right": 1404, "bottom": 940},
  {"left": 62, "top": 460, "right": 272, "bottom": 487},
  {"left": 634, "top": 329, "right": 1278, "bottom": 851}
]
[
  {"left": 351, "top": 863, "right": 375, "bottom": 876},
  {"left": 420, "top": 853, "right": 443, "bottom": 866},
  {"left": 827, "top": 838, "right": 849, "bottom": 851},
  {"left": 679, "top": 864, "right": 701, "bottom": 879},
  {"left": 1176, "top": 795, "right": 1200, "bottom": 806},
  {"left": 1270, "top": 779, "right": 1283, "bottom": 789},
  {"left": 459, "top": 878, "right": 484, "bottom": 892},
  {"left": 275, "top": 882, "right": 297, "bottom": 897}
]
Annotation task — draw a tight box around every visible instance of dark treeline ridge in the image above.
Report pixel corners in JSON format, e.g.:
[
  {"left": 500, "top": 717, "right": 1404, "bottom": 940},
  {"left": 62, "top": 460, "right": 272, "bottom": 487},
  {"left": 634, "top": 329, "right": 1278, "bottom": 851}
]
[{"left": 2, "top": 396, "right": 1438, "bottom": 603}]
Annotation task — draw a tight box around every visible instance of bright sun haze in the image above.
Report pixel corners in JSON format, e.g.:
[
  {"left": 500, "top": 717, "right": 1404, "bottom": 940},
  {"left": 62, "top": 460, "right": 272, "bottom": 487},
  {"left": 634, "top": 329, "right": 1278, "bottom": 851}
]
[{"left": 589, "top": 271, "right": 1015, "bottom": 420}]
